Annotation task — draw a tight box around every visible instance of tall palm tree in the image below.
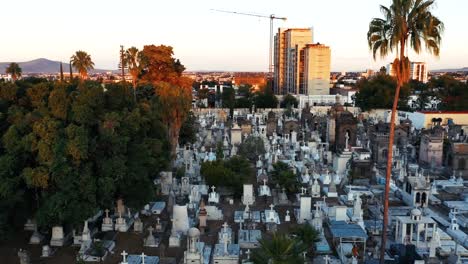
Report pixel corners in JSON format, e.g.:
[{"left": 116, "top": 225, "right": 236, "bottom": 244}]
[
  {"left": 125, "top": 47, "right": 143, "bottom": 100},
  {"left": 251, "top": 233, "right": 306, "bottom": 264},
  {"left": 5, "top": 62, "right": 22, "bottom": 81},
  {"left": 367, "top": 0, "right": 443, "bottom": 262},
  {"left": 70, "top": 51, "right": 95, "bottom": 80}
]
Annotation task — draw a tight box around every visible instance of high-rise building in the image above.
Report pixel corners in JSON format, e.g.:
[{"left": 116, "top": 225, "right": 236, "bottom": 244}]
[
  {"left": 274, "top": 28, "right": 314, "bottom": 94},
  {"left": 300, "top": 43, "right": 331, "bottom": 95},
  {"left": 386, "top": 61, "right": 428, "bottom": 83}
]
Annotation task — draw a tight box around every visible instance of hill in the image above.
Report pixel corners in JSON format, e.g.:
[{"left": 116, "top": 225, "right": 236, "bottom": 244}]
[{"left": 0, "top": 58, "right": 112, "bottom": 74}]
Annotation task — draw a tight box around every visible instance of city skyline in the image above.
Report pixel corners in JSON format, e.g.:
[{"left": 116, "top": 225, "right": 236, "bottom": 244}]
[{"left": 1, "top": 0, "right": 466, "bottom": 72}]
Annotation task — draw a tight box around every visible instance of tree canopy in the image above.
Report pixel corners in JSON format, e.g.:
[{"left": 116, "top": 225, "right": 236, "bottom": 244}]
[
  {"left": 0, "top": 78, "right": 171, "bottom": 238},
  {"left": 238, "top": 136, "right": 266, "bottom": 162}
]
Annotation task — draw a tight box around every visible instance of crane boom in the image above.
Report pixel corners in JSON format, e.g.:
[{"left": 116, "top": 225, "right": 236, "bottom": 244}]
[{"left": 211, "top": 9, "right": 287, "bottom": 78}]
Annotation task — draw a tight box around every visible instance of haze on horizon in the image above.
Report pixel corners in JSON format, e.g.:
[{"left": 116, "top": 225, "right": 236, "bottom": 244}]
[{"left": 1, "top": 0, "right": 467, "bottom": 72}]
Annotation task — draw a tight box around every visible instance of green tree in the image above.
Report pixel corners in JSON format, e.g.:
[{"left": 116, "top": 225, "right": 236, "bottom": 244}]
[
  {"left": 251, "top": 233, "right": 306, "bottom": 264},
  {"left": 238, "top": 136, "right": 266, "bottom": 162},
  {"left": 354, "top": 74, "right": 410, "bottom": 111},
  {"left": 292, "top": 224, "right": 320, "bottom": 254},
  {"left": 5, "top": 63, "right": 22, "bottom": 81},
  {"left": 179, "top": 111, "right": 197, "bottom": 146},
  {"left": 280, "top": 94, "right": 298, "bottom": 108},
  {"left": 222, "top": 87, "right": 235, "bottom": 117},
  {"left": 70, "top": 51, "right": 95, "bottom": 80},
  {"left": 254, "top": 88, "right": 278, "bottom": 109},
  {"left": 367, "top": 0, "right": 443, "bottom": 261},
  {"left": 271, "top": 162, "right": 298, "bottom": 193}
]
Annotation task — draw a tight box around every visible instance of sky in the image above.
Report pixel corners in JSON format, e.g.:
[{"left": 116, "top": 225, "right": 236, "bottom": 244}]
[{"left": 1, "top": 0, "right": 467, "bottom": 72}]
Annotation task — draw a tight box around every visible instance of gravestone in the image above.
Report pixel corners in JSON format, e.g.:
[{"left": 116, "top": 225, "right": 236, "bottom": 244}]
[
  {"left": 208, "top": 186, "right": 220, "bottom": 204},
  {"left": 278, "top": 188, "right": 289, "bottom": 205},
  {"left": 29, "top": 226, "right": 44, "bottom": 245},
  {"left": 144, "top": 226, "right": 157, "bottom": 247},
  {"left": 297, "top": 197, "right": 312, "bottom": 224},
  {"left": 101, "top": 209, "right": 114, "bottom": 231},
  {"left": 41, "top": 245, "right": 51, "bottom": 257},
  {"left": 50, "top": 226, "right": 66, "bottom": 247},
  {"left": 18, "top": 249, "right": 30, "bottom": 264},
  {"left": 172, "top": 204, "right": 189, "bottom": 234},
  {"left": 285, "top": 210, "right": 291, "bottom": 222},
  {"left": 116, "top": 199, "right": 125, "bottom": 216},
  {"left": 181, "top": 177, "right": 190, "bottom": 195},
  {"left": 242, "top": 184, "right": 255, "bottom": 206},
  {"left": 134, "top": 217, "right": 143, "bottom": 233},
  {"left": 114, "top": 211, "right": 128, "bottom": 232}
]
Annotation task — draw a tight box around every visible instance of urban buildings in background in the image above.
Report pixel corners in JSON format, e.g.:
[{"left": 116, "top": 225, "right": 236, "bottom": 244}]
[
  {"left": 274, "top": 27, "right": 331, "bottom": 96},
  {"left": 387, "top": 61, "right": 429, "bottom": 83}
]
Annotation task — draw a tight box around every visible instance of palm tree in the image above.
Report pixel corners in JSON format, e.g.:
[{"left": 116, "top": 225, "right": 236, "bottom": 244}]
[
  {"left": 125, "top": 47, "right": 143, "bottom": 100},
  {"left": 292, "top": 224, "right": 320, "bottom": 254},
  {"left": 367, "top": 0, "right": 443, "bottom": 262},
  {"left": 5, "top": 62, "right": 22, "bottom": 81},
  {"left": 251, "top": 233, "right": 306, "bottom": 264},
  {"left": 70, "top": 51, "right": 95, "bottom": 80}
]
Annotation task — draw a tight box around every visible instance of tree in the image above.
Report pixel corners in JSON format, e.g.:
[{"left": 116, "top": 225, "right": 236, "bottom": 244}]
[
  {"left": 140, "top": 45, "right": 192, "bottom": 157},
  {"left": 179, "top": 111, "right": 197, "bottom": 146},
  {"left": 354, "top": 74, "right": 410, "bottom": 111},
  {"left": 271, "top": 162, "right": 298, "bottom": 193},
  {"left": 367, "top": 1, "right": 443, "bottom": 261},
  {"left": 251, "top": 233, "right": 306, "bottom": 264},
  {"left": 70, "top": 51, "right": 95, "bottom": 80},
  {"left": 5, "top": 63, "right": 22, "bottom": 81},
  {"left": 222, "top": 87, "right": 235, "bottom": 117},
  {"left": 292, "top": 224, "right": 320, "bottom": 254},
  {"left": 238, "top": 136, "right": 266, "bottom": 162},
  {"left": 125, "top": 47, "right": 143, "bottom": 100},
  {"left": 254, "top": 88, "right": 278, "bottom": 109},
  {"left": 280, "top": 94, "right": 298, "bottom": 108}
]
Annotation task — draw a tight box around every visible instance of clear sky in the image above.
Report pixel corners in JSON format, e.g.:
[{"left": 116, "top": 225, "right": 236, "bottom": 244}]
[{"left": 1, "top": 0, "right": 466, "bottom": 72}]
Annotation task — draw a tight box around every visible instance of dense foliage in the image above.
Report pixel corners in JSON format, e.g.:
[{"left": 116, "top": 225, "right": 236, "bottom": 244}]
[
  {"left": 252, "top": 233, "right": 307, "bottom": 264},
  {"left": 0, "top": 80, "right": 172, "bottom": 237},
  {"left": 200, "top": 156, "right": 252, "bottom": 197},
  {"left": 237, "top": 136, "right": 266, "bottom": 162},
  {"left": 271, "top": 162, "right": 298, "bottom": 194},
  {"left": 354, "top": 74, "right": 410, "bottom": 111},
  {"left": 280, "top": 94, "right": 299, "bottom": 108}
]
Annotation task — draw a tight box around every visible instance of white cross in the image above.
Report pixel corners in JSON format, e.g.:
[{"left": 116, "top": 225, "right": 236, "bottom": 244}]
[
  {"left": 105, "top": 209, "right": 110, "bottom": 218},
  {"left": 148, "top": 226, "right": 154, "bottom": 236},
  {"left": 324, "top": 255, "right": 330, "bottom": 264},
  {"left": 263, "top": 179, "right": 267, "bottom": 186},
  {"left": 222, "top": 222, "right": 229, "bottom": 231},
  {"left": 156, "top": 217, "right": 160, "bottom": 225},
  {"left": 269, "top": 204, "right": 274, "bottom": 211},
  {"left": 121, "top": 250, "right": 128, "bottom": 262},
  {"left": 141, "top": 252, "right": 146, "bottom": 264},
  {"left": 286, "top": 210, "right": 290, "bottom": 216},
  {"left": 211, "top": 186, "right": 216, "bottom": 192},
  {"left": 246, "top": 249, "right": 251, "bottom": 259},
  {"left": 301, "top": 187, "right": 307, "bottom": 195}
]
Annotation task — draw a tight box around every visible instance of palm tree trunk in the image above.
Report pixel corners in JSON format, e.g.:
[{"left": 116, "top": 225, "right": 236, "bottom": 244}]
[{"left": 380, "top": 40, "right": 406, "bottom": 264}]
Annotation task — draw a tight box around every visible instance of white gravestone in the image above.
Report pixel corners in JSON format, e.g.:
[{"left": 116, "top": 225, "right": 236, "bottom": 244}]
[{"left": 242, "top": 184, "right": 255, "bottom": 206}]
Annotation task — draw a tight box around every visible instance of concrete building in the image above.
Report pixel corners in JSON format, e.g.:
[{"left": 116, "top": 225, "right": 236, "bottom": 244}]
[
  {"left": 387, "top": 61, "right": 428, "bottom": 83},
  {"left": 274, "top": 27, "right": 331, "bottom": 96},
  {"left": 300, "top": 43, "right": 331, "bottom": 95}
]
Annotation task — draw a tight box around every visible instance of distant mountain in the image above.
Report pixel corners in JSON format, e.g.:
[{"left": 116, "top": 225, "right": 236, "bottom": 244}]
[
  {"left": 431, "top": 67, "right": 468, "bottom": 73},
  {"left": 0, "top": 58, "right": 113, "bottom": 74}
]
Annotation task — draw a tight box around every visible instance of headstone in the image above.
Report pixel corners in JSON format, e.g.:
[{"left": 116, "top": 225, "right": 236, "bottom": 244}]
[
  {"left": 155, "top": 217, "right": 162, "bottom": 232},
  {"left": 278, "top": 188, "right": 289, "bottom": 205},
  {"left": 41, "top": 245, "right": 51, "bottom": 257},
  {"left": 18, "top": 249, "right": 30, "bottom": 264},
  {"left": 208, "top": 186, "right": 220, "bottom": 204},
  {"left": 242, "top": 184, "right": 255, "bottom": 205},
  {"left": 50, "top": 226, "right": 66, "bottom": 247},
  {"left": 144, "top": 226, "right": 157, "bottom": 247},
  {"left": 117, "top": 199, "right": 125, "bottom": 216},
  {"left": 134, "top": 217, "right": 143, "bottom": 233},
  {"left": 121, "top": 250, "right": 129, "bottom": 264},
  {"left": 115, "top": 211, "right": 128, "bottom": 232},
  {"left": 102, "top": 209, "right": 114, "bottom": 231},
  {"left": 181, "top": 176, "right": 190, "bottom": 195},
  {"left": 172, "top": 204, "right": 189, "bottom": 234},
  {"left": 298, "top": 196, "right": 312, "bottom": 224},
  {"left": 310, "top": 178, "right": 321, "bottom": 198},
  {"left": 327, "top": 174, "right": 338, "bottom": 197},
  {"left": 29, "top": 226, "right": 44, "bottom": 244},
  {"left": 285, "top": 210, "right": 291, "bottom": 222},
  {"left": 81, "top": 220, "right": 90, "bottom": 242}
]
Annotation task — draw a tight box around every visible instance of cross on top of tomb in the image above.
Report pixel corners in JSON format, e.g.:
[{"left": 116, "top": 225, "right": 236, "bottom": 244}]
[
  {"left": 211, "top": 186, "right": 216, "bottom": 192},
  {"left": 121, "top": 250, "right": 128, "bottom": 262},
  {"left": 269, "top": 204, "right": 275, "bottom": 211}
]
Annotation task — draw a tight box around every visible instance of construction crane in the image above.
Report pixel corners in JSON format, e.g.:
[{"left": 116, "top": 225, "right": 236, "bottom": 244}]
[{"left": 211, "top": 9, "right": 287, "bottom": 76}]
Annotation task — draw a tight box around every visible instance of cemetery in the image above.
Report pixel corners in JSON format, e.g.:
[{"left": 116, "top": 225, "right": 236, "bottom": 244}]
[{"left": 3, "top": 100, "right": 468, "bottom": 264}]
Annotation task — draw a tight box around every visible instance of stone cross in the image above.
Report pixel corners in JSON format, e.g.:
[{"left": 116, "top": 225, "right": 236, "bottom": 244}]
[
  {"left": 156, "top": 217, "right": 160, "bottom": 225},
  {"left": 211, "top": 186, "right": 216, "bottom": 193},
  {"left": 269, "top": 204, "right": 275, "bottom": 211},
  {"left": 148, "top": 226, "right": 154, "bottom": 236},
  {"left": 315, "top": 202, "right": 320, "bottom": 213},
  {"left": 105, "top": 209, "right": 110, "bottom": 218},
  {"left": 222, "top": 222, "right": 229, "bottom": 231},
  {"left": 322, "top": 196, "right": 327, "bottom": 204},
  {"left": 286, "top": 210, "right": 290, "bottom": 216},
  {"left": 324, "top": 255, "right": 330, "bottom": 264},
  {"left": 121, "top": 250, "right": 128, "bottom": 262},
  {"left": 301, "top": 187, "right": 307, "bottom": 195},
  {"left": 246, "top": 249, "right": 251, "bottom": 260},
  {"left": 141, "top": 252, "right": 146, "bottom": 264},
  {"left": 263, "top": 179, "right": 267, "bottom": 186}
]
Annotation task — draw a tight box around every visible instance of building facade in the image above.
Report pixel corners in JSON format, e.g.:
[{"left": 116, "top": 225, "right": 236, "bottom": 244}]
[
  {"left": 274, "top": 28, "right": 331, "bottom": 96},
  {"left": 387, "top": 61, "right": 428, "bottom": 83}
]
